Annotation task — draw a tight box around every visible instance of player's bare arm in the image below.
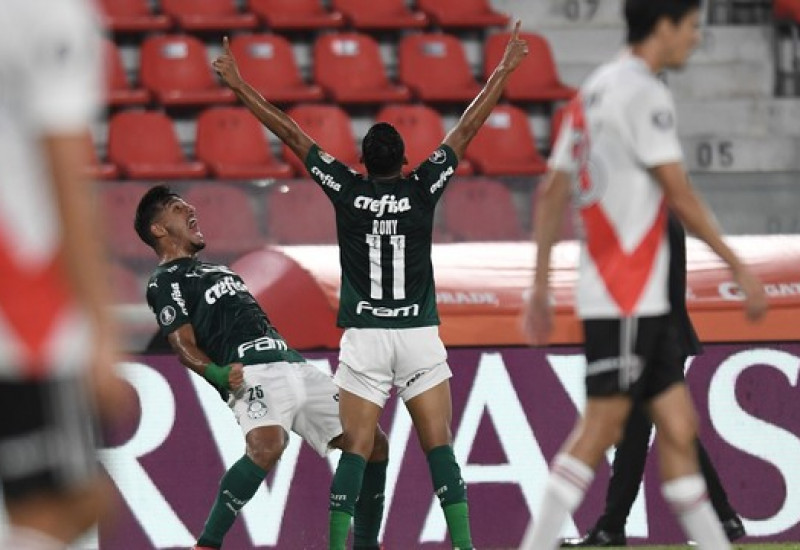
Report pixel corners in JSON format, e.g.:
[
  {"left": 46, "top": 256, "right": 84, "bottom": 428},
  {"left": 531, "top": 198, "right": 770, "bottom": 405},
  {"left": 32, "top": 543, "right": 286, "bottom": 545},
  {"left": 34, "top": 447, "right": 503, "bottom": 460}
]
[
  {"left": 652, "top": 162, "right": 767, "bottom": 321},
  {"left": 45, "top": 131, "right": 128, "bottom": 417},
  {"left": 168, "top": 323, "right": 244, "bottom": 391},
  {"left": 443, "top": 20, "right": 529, "bottom": 159},
  {"left": 213, "top": 36, "right": 315, "bottom": 163},
  {"left": 524, "top": 170, "right": 572, "bottom": 346}
]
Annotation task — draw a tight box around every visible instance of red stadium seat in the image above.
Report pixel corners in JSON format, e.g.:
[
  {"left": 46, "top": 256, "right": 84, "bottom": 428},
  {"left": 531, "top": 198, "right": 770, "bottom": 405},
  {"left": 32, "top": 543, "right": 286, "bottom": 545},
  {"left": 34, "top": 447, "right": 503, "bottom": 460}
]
[
  {"left": 465, "top": 106, "right": 547, "bottom": 176},
  {"left": 398, "top": 33, "right": 483, "bottom": 102},
  {"left": 183, "top": 184, "right": 264, "bottom": 259},
  {"left": 229, "top": 34, "right": 325, "bottom": 104},
  {"left": 87, "top": 146, "right": 120, "bottom": 181},
  {"left": 103, "top": 39, "right": 150, "bottom": 106},
  {"left": 196, "top": 107, "right": 293, "bottom": 179},
  {"left": 484, "top": 32, "right": 576, "bottom": 102},
  {"left": 108, "top": 111, "right": 207, "bottom": 180},
  {"left": 140, "top": 35, "right": 236, "bottom": 106},
  {"left": 376, "top": 104, "right": 473, "bottom": 175},
  {"left": 97, "top": 0, "right": 172, "bottom": 32},
  {"left": 265, "top": 181, "right": 336, "bottom": 244},
  {"left": 161, "top": 0, "right": 258, "bottom": 31},
  {"left": 314, "top": 34, "right": 410, "bottom": 104},
  {"left": 416, "top": 0, "right": 509, "bottom": 29},
  {"left": 442, "top": 179, "right": 525, "bottom": 241},
  {"left": 282, "top": 105, "right": 360, "bottom": 174},
  {"left": 332, "top": 0, "right": 428, "bottom": 30},
  {"left": 248, "top": 0, "right": 345, "bottom": 30},
  {"left": 775, "top": 0, "right": 800, "bottom": 21},
  {"left": 109, "top": 262, "right": 143, "bottom": 304},
  {"left": 99, "top": 182, "right": 154, "bottom": 262}
]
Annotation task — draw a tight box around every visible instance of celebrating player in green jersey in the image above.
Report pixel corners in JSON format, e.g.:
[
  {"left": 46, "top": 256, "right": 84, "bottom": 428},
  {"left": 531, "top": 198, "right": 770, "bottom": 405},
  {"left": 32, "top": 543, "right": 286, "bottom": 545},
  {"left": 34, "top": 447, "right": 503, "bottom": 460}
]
[
  {"left": 214, "top": 22, "right": 529, "bottom": 550},
  {"left": 135, "top": 185, "right": 388, "bottom": 550}
]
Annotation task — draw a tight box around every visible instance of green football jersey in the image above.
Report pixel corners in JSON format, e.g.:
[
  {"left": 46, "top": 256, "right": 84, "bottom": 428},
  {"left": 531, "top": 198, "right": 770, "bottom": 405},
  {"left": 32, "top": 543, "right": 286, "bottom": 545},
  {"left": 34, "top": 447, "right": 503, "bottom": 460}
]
[
  {"left": 305, "top": 143, "right": 458, "bottom": 329},
  {"left": 146, "top": 257, "right": 304, "bottom": 366}
]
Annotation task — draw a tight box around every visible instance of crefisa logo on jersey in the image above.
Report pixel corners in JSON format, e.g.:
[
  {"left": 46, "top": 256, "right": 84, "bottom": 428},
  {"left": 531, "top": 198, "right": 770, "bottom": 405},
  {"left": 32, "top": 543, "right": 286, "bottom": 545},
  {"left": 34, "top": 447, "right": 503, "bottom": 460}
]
[
  {"left": 354, "top": 194, "right": 411, "bottom": 218},
  {"left": 429, "top": 166, "right": 454, "bottom": 194},
  {"left": 310, "top": 166, "right": 342, "bottom": 191}
]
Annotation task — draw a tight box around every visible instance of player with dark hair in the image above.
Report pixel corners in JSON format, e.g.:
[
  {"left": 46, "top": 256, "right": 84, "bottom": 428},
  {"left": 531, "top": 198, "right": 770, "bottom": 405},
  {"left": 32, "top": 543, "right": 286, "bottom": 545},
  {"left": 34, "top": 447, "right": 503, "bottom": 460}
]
[
  {"left": 521, "top": 0, "right": 766, "bottom": 548},
  {"left": 213, "top": 23, "right": 529, "bottom": 550},
  {"left": 135, "top": 185, "right": 389, "bottom": 550},
  {"left": 561, "top": 214, "right": 745, "bottom": 547},
  {"left": 0, "top": 1, "right": 129, "bottom": 549}
]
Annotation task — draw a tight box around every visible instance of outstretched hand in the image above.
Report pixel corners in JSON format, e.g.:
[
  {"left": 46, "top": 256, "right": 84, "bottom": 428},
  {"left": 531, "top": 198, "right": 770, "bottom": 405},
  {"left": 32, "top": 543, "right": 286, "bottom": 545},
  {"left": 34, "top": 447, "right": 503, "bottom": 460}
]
[
  {"left": 501, "top": 20, "right": 529, "bottom": 73},
  {"left": 212, "top": 36, "right": 243, "bottom": 89}
]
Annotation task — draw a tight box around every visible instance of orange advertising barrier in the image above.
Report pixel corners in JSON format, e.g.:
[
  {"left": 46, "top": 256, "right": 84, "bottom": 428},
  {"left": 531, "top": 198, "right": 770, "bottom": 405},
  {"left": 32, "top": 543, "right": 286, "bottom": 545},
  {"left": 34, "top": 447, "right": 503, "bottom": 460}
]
[{"left": 232, "top": 235, "right": 800, "bottom": 349}]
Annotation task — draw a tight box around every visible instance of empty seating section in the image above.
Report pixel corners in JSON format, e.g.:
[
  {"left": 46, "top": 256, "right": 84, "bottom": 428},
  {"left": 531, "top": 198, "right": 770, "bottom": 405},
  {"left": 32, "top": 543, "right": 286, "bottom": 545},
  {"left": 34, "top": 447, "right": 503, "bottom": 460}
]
[
  {"left": 104, "top": 39, "right": 150, "bottom": 106},
  {"left": 100, "top": 182, "right": 155, "bottom": 262},
  {"left": 376, "top": 105, "right": 474, "bottom": 175},
  {"left": 196, "top": 107, "right": 293, "bottom": 179},
  {"left": 416, "top": 0, "right": 509, "bottom": 29},
  {"left": 140, "top": 35, "right": 236, "bottom": 106},
  {"left": 314, "top": 33, "right": 410, "bottom": 104},
  {"left": 98, "top": 0, "right": 171, "bottom": 32},
  {"left": 465, "top": 106, "right": 547, "bottom": 176},
  {"left": 183, "top": 185, "right": 263, "bottom": 258},
  {"left": 283, "top": 104, "right": 360, "bottom": 174},
  {"left": 161, "top": 0, "right": 258, "bottom": 31},
  {"left": 332, "top": 0, "right": 428, "bottom": 30},
  {"left": 484, "top": 32, "right": 576, "bottom": 102},
  {"left": 108, "top": 111, "right": 207, "bottom": 179},
  {"left": 441, "top": 179, "right": 524, "bottom": 241},
  {"left": 248, "top": 0, "right": 344, "bottom": 30},
  {"left": 398, "top": 33, "right": 482, "bottom": 102},
  {"left": 230, "top": 34, "right": 324, "bottom": 103},
  {"left": 96, "top": 1, "right": 592, "bottom": 256},
  {"left": 265, "top": 182, "right": 337, "bottom": 244}
]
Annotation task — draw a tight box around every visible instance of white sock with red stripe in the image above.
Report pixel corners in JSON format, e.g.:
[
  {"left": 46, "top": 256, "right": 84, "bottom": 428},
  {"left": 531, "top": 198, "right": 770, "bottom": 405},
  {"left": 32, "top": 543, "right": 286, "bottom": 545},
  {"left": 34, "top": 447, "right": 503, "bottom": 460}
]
[
  {"left": 2, "top": 526, "right": 66, "bottom": 550},
  {"left": 663, "top": 474, "right": 731, "bottom": 549},
  {"left": 519, "top": 453, "right": 594, "bottom": 550}
]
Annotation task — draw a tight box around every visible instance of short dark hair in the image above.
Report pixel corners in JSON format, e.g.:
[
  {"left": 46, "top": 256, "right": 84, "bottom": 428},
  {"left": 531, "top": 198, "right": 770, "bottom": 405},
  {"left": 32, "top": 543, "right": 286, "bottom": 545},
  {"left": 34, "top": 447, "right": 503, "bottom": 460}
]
[
  {"left": 362, "top": 122, "right": 404, "bottom": 177},
  {"left": 625, "top": 0, "right": 701, "bottom": 44},
  {"left": 134, "top": 185, "right": 180, "bottom": 249}
]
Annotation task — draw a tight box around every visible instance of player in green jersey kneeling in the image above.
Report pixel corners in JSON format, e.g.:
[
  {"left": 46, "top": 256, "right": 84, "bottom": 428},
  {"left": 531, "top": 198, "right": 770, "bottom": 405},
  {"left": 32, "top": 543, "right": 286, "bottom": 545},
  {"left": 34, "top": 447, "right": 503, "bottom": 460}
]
[
  {"left": 213, "top": 21, "right": 529, "bottom": 550},
  {"left": 135, "top": 186, "right": 389, "bottom": 550}
]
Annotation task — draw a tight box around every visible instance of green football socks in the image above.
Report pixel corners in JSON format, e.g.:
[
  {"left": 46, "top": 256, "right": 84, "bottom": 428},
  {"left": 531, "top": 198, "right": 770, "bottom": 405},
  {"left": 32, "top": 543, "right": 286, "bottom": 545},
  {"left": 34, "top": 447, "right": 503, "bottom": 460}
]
[
  {"left": 329, "top": 452, "right": 367, "bottom": 550},
  {"left": 353, "top": 459, "right": 388, "bottom": 550},
  {"left": 428, "top": 445, "right": 474, "bottom": 550},
  {"left": 197, "top": 454, "right": 266, "bottom": 548}
]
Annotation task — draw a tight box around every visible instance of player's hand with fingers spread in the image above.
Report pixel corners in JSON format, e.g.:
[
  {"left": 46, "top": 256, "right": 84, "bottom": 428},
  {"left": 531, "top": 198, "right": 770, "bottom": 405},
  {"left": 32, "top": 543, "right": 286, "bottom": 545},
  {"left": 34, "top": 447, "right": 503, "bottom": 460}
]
[
  {"left": 212, "top": 36, "right": 243, "bottom": 90},
  {"left": 523, "top": 286, "right": 553, "bottom": 346},
  {"left": 733, "top": 266, "right": 768, "bottom": 322},
  {"left": 501, "top": 20, "right": 529, "bottom": 73},
  {"left": 228, "top": 362, "right": 245, "bottom": 391}
]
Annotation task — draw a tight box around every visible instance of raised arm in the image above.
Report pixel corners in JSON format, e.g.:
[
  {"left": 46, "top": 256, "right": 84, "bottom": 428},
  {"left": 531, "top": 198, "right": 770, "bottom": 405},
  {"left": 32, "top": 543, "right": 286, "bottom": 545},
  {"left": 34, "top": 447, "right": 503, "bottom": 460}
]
[
  {"left": 443, "top": 20, "right": 529, "bottom": 159},
  {"left": 168, "top": 324, "right": 244, "bottom": 392},
  {"left": 652, "top": 162, "right": 767, "bottom": 321},
  {"left": 213, "top": 36, "right": 315, "bottom": 163}
]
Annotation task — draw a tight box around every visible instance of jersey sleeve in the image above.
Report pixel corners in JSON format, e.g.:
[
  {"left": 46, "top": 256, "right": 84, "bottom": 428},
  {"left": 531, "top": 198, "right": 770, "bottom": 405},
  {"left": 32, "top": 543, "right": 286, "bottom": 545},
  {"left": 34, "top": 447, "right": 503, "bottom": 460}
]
[
  {"left": 626, "top": 83, "right": 683, "bottom": 167},
  {"left": 146, "top": 273, "right": 191, "bottom": 336},
  {"left": 304, "top": 144, "right": 359, "bottom": 203},
  {"left": 411, "top": 144, "right": 459, "bottom": 205},
  {"left": 24, "top": 0, "right": 103, "bottom": 133}
]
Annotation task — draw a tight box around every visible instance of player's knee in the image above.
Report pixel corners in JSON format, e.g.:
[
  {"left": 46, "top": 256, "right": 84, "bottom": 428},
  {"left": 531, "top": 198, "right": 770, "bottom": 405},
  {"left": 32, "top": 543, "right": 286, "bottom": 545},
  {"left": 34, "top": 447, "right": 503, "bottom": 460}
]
[
  {"left": 62, "top": 478, "right": 112, "bottom": 539},
  {"left": 369, "top": 427, "right": 389, "bottom": 462},
  {"left": 247, "top": 440, "right": 284, "bottom": 471},
  {"left": 340, "top": 429, "right": 375, "bottom": 458},
  {"left": 658, "top": 414, "right": 698, "bottom": 453}
]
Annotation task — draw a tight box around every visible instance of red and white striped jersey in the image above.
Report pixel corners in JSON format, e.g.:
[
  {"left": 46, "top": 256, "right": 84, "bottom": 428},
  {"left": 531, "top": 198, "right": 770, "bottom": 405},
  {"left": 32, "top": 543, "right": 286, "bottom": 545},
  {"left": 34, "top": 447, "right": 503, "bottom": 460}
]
[
  {"left": 0, "top": 0, "right": 102, "bottom": 379},
  {"left": 549, "top": 52, "right": 682, "bottom": 319}
]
